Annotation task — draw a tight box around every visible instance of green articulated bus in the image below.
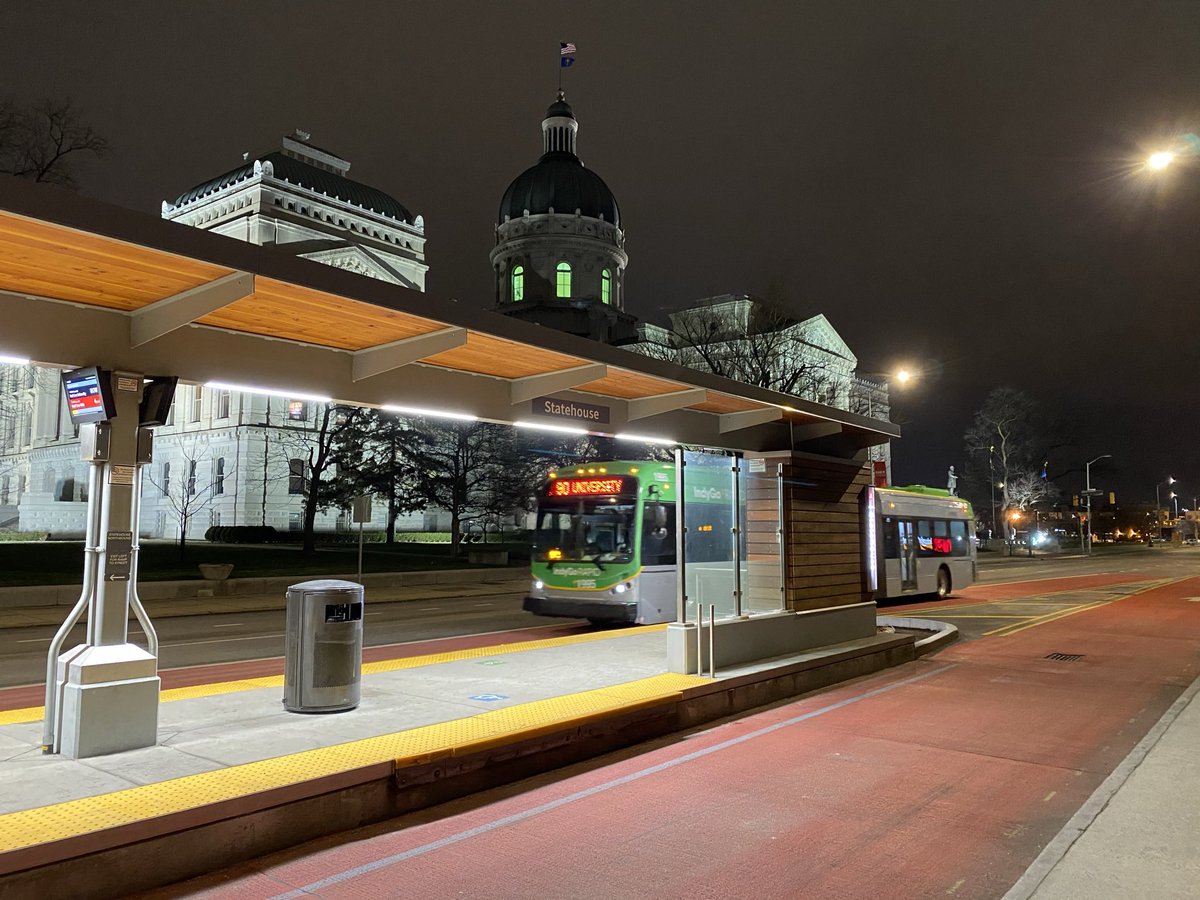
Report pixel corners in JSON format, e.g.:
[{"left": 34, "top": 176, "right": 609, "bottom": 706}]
[{"left": 524, "top": 460, "right": 732, "bottom": 625}]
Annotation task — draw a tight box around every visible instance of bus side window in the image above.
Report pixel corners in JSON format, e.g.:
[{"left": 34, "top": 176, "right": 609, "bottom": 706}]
[
  {"left": 950, "top": 520, "right": 968, "bottom": 556},
  {"left": 883, "top": 516, "right": 898, "bottom": 558},
  {"left": 917, "top": 519, "right": 934, "bottom": 556},
  {"left": 642, "top": 502, "right": 677, "bottom": 566}
]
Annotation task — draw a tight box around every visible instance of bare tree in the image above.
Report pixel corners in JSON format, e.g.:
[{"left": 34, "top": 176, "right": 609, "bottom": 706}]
[
  {"left": 0, "top": 97, "right": 108, "bottom": 189},
  {"left": 273, "top": 403, "right": 365, "bottom": 555},
  {"left": 146, "top": 436, "right": 230, "bottom": 559},
  {"left": 963, "top": 387, "right": 1052, "bottom": 543},
  {"left": 632, "top": 295, "right": 850, "bottom": 404}
]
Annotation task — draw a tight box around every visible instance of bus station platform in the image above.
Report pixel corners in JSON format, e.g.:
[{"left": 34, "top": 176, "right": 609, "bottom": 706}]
[
  {"left": 1, "top": 592, "right": 1196, "bottom": 899},
  {"left": 0, "top": 618, "right": 918, "bottom": 898}
]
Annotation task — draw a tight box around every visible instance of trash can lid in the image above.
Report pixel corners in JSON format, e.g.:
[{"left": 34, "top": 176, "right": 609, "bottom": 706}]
[{"left": 287, "top": 579, "right": 364, "bottom": 594}]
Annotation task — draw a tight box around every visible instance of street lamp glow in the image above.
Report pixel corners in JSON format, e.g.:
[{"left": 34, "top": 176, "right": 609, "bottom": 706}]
[
  {"left": 894, "top": 369, "right": 912, "bottom": 384},
  {"left": 1147, "top": 151, "right": 1175, "bottom": 170}
]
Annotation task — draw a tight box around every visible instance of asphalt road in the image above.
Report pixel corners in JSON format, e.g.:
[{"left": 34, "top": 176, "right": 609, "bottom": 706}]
[
  {"left": 134, "top": 548, "right": 1200, "bottom": 900},
  {"left": 0, "top": 589, "right": 540, "bottom": 689}
]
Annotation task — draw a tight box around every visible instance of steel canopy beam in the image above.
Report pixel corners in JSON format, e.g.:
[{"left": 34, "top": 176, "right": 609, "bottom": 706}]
[
  {"left": 510, "top": 363, "right": 607, "bottom": 404},
  {"left": 719, "top": 407, "right": 784, "bottom": 433},
  {"left": 129, "top": 271, "right": 254, "bottom": 348},
  {"left": 351, "top": 326, "right": 467, "bottom": 381},
  {"left": 625, "top": 388, "right": 707, "bottom": 421}
]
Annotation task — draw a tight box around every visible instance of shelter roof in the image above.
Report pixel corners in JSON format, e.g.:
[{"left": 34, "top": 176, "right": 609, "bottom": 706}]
[{"left": 0, "top": 177, "right": 897, "bottom": 456}]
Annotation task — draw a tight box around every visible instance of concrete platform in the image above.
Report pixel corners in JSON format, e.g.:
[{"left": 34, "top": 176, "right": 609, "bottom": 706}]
[{"left": 0, "top": 621, "right": 916, "bottom": 898}]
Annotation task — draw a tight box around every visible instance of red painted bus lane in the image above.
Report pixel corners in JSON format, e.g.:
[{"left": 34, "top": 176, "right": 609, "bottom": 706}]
[{"left": 158, "top": 576, "right": 1200, "bottom": 899}]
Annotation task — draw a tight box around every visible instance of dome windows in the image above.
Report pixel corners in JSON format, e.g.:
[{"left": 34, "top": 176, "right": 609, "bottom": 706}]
[
  {"left": 601, "top": 269, "right": 612, "bottom": 305},
  {"left": 556, "top": 262, "right": 572, "bottom": 298},
  {"left": 512, "top": 265, "right": 525, "bottom": 303}
]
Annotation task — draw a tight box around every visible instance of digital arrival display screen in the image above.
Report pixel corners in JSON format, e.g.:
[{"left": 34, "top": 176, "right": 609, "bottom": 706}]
[
  {"left": 546, "top": 476, "right": 633, "bottom": 498},
  {"left": 62, "top": 366, "right": 115, "bottom": 424}
]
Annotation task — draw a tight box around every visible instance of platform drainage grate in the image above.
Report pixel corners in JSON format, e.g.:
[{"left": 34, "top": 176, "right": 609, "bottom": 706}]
[{"left": 1045, "top": 652, "right": 1085, "bottom": 662}]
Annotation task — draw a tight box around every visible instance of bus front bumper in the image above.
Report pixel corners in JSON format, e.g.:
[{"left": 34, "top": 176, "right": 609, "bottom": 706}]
[{"left": 523, "top": 595, "right": 638, "bottom": 623}]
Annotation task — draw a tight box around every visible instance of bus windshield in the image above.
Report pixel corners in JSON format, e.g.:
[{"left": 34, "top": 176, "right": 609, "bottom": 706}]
[{"left": 534, "top": 498, "right": 636, "bottom": 565}]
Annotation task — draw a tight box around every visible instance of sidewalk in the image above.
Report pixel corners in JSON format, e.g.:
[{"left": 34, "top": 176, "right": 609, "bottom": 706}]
[
  {"left": 0, "top": 623, "right": 914, "bottom": 897},
  {"left": 1008, "top": 675, "right": 1200, "bottom": 899}
]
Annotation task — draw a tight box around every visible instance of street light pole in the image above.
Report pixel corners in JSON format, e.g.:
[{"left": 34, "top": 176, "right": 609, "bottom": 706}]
[
  {"left": 1155, "top": 477, "right": 1176, "bottom": 543},
  {"left": 989, "top": 446, "right": 998, "bottom": 550},
  {"left": 1084, "top": 454, "right": 1111, "bottom": 554}
]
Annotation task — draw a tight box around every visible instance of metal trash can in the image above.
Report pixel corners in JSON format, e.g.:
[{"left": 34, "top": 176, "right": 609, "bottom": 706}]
[{"left": 283, "top": 579, "right": 364, "bottom": 713}]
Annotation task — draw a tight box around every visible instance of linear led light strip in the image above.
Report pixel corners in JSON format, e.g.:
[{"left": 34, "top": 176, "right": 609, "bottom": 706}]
[
  {"left": 615, "top": 432, "right": 678, "bottom": 446},
  {"left": 515, "top": 421, "right": 678, "bottom": 445},
  {"left": 0, "top": 354, "right": 32, "bottom": 365},
  {"left": 514, "top": 420, "right": 589, "bottom": 435},
  {"left": 382, "top": 404, "right": 477, "bottom": 422},
  {"left": 206, "top": 380, "right": 332, "bottom": 403}
]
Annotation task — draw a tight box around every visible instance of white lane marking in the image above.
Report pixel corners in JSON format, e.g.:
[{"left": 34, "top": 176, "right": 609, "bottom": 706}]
[
  {"left": 268, "top": 663, "right": 955, "bottom": 898},
  {"left": 211, "top": 623, "right": 244, "bottom": 628},
  {"left": 472, "top": 603, "right": 494, "bottom": 608},
  {"left": 164, "top": 633, "right": 285, "bottom": 648},
  {"left": 419, "top": 607, "right": 441, "bottom": 611},
  {"left": 16, "top": 638, "right": 51, "bottom": 644}
]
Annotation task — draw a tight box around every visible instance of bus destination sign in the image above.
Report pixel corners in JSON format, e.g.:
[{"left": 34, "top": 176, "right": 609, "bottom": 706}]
[{"left": 547, "top": 476, "right": 631, "bottom": 497}]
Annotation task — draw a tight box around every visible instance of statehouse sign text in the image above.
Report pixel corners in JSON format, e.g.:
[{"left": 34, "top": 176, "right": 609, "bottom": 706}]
[{"left": 531, "top": 396, "right": 610, "bottom": 425}]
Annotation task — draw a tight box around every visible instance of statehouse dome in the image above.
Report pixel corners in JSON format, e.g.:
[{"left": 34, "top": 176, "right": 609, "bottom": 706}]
[
  {"left": 498, "top": 153, "right": 620, "bottom": 226},
  {"left": 497, "top": 92, "right": 619, "bottom": 227}
]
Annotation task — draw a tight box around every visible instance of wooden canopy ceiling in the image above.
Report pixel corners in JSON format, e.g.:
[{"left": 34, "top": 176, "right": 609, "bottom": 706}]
[{"left": 0, "top": 177, "right": 897, "bottom": 454}]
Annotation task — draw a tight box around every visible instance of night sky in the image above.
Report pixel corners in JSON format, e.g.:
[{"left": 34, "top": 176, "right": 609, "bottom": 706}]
[{"left": 4, "top": 2, "right": 1199, "bottom": 504}]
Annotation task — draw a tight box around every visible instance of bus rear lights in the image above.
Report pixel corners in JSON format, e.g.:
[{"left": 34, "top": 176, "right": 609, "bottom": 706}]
[
  {"left": 383, "top": 404, "right": 477, "bottom": 421},
  {"left": 206, "top": 380, "right": 332, "bottom": 403}
]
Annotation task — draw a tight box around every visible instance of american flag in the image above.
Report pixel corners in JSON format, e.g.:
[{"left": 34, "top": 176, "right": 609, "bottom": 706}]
[{"left": 560, "top": 42, "right": 576, "bottom": 56}]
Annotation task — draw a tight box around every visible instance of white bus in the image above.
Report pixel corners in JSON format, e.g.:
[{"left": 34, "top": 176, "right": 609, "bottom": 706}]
[{"left": 867, "top": 486, "right": 977, "bottom": 600}]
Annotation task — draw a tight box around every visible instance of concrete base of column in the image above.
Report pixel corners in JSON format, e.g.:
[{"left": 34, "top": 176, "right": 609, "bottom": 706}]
[
  {"left": 58, "top": 644, "right": 160, "bottom": 759},
  {"left": 667, "top": 602, "right": 878, "bottom": 674}
]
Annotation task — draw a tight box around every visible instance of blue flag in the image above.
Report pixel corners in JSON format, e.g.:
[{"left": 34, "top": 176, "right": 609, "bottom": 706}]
[{"left": 560, "top": 42, "right": 576, "bottom": 67}]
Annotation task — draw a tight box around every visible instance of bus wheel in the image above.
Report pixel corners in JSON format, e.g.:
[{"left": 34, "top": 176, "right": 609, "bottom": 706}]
[{"left": 936, "top": 567, "right": 952, "bottom": 599}]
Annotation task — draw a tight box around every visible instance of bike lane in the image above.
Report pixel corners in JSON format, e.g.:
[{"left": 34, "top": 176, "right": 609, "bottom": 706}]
[{"left": 141, "top": 575, "right": 1200, "bottom": 899}]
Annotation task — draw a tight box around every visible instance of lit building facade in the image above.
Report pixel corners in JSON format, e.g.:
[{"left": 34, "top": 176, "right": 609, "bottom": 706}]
[{"left": 0, "top": 136, "right": 428, "bottom": 538}]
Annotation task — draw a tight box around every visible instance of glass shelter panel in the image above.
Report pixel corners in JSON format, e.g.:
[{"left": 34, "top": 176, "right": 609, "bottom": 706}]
[
  {"left": 742, "top": 459, "right": 785, "bottom": 614},
  {"left": 681, "top": 450, "right": 738, "bottom": 621}
]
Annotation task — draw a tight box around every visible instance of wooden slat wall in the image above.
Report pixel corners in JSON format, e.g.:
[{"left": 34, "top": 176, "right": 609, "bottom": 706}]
[
  {"left": 746, "top": 453, "right": 871, "bottom": 613},
  {"left": 744, "top": 466, "right": 784, "bottom": 610}
]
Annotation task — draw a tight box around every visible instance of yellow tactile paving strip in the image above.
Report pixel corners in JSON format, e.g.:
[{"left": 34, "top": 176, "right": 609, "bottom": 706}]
[
  {"left": 0, "top": 671, "right": 709, "bottom": 862},
  {"left": 0, "top": 624, "right": 669, "bottom": 725}
]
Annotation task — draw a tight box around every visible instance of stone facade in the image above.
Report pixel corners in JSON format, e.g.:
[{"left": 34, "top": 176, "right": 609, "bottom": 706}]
[{"left": 0, "top": 136, "right": 432, "bottom": 538}]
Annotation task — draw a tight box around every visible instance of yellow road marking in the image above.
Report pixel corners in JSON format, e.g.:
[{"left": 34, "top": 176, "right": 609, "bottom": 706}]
[
  {"left": 898, "top": 579, "right": 1158, "bottom": 617},
  {"left": 0, "top": 624, "right": 669, "bottom": 726},
  {"left": 986, "top": 579, "right": 1178, "bottom": 637},
  {"left": 1044, "top": 791, "right": 1056, "bottom": 802},
  {"left": 984, "top": 600, "right": 1108, "bottom": 637}
]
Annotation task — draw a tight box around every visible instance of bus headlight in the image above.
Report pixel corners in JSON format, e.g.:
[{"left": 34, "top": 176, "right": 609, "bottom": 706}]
[
  {"left": 533, "top": 580, "right": 544, "bottom": 591},
  {"left": 613, "top": 582, "right": 628, "bottom": 594}
]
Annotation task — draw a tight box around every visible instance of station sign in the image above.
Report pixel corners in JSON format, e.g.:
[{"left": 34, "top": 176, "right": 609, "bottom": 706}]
[{"left": 531, "top": 396, "right": 610, "bottom": 425}]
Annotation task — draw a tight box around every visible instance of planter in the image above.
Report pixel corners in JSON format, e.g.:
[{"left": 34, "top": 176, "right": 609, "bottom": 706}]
[
  {"left": 198, "top": 563, "right": 235, "bottom": 581},
  {"left": 467, "top": 550, "right": 509, "bottom": 566}
]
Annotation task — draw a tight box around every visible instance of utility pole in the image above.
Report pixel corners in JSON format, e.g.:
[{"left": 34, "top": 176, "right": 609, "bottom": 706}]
[{"left": 1084, "top": 454, "right": 1111, "bottom": 554}]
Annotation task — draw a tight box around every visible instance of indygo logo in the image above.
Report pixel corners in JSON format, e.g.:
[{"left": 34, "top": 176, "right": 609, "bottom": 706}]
[{"left": 692, "top": 486, "right": 725, "bottom": 501}]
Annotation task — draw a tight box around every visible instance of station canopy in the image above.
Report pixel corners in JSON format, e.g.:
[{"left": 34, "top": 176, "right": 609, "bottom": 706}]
[{"left": 0, "top": 177, "right": 897, "bottom": 456}]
